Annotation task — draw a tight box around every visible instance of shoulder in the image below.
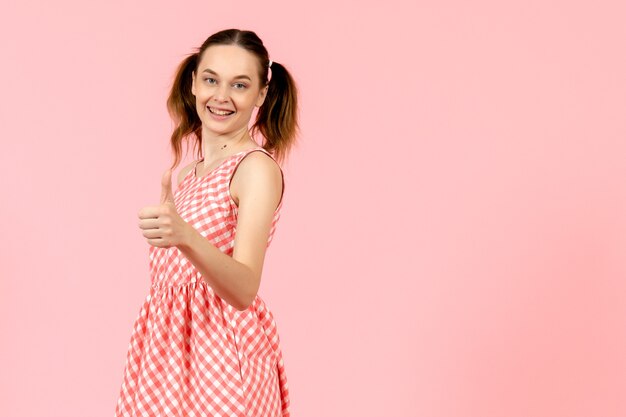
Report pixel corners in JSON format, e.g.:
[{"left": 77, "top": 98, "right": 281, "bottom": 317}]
[
  {"left": 237, "top": 149, "right": 282, "bottom": 173},
  {"left": 176, "top": 160, "right": 197, "bottom": 185},
  {"left": 231, "top": 150, "right": 284, "bottom": 207}
]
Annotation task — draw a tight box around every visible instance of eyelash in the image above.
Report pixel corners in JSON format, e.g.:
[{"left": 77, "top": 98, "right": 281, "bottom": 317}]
[{"left": 203, "top": 78, "right": 247, "bottom": 89}]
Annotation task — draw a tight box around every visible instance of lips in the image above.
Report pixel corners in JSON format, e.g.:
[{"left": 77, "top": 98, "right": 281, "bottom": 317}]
[{"left": 208, "top": 106, "right": 235, "bottom": 115}]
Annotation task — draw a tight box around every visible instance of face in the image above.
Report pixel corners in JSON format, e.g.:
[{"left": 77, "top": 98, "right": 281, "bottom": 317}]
[{"left": 191, "top": 44, "right": 268, "bottom": 135}]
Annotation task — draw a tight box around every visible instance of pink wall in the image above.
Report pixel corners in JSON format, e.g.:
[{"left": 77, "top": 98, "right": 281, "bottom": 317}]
[{"left": 1, "top": 1, "right": 625, "bottom": 416}]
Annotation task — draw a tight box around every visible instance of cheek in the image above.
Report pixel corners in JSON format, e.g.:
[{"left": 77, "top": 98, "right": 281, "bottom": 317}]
[{"left": 236, "top": 96, "right": 257, "bottom": 110}]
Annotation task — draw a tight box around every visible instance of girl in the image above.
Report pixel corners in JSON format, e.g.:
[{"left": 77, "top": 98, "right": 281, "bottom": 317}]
[{"left": 115, "top": 28, "right": 299, "bottom": 417}]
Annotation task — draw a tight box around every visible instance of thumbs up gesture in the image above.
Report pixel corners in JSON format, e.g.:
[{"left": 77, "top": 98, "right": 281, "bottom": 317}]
[{"left": 137, "top": 169, "right": 190, "bottom": 248}]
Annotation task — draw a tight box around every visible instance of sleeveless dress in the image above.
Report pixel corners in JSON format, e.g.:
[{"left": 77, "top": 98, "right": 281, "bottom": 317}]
[{"left": 114, "top": 147, "right": 290, "bottom": 417}]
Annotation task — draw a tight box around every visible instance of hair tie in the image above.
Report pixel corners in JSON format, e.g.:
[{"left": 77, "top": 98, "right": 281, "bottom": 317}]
[{"left": 268, "top": 59, "right": 273, "bottom": 68}]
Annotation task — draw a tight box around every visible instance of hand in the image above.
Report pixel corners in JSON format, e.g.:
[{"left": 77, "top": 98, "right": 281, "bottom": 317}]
[{"left": 137, "top": 169, "right": 191, "bottom": 248}]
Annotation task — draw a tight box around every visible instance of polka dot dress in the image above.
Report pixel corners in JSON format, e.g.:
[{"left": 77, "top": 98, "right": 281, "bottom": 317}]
[{"left": 114, "top": 147, "right": 290, "bottom": 417}]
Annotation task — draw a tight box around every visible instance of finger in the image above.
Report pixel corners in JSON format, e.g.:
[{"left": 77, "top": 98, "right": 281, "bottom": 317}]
[
  {"left": 147, "top": 238, "right": 170, "bottom": 248},
  {"left": 138, "top": 218, "right": 160, "bottom": 230},
  {"left": 138, "top": 206, "right": 163, "bottom": 219},
  {"left": 160, "top": 169, "right": 175, "bottom": 204},
  {"left": 141, "top": 228, "right": 164, "bottom": 239}
]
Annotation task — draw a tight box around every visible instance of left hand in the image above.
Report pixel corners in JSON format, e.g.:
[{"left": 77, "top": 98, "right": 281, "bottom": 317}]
[{"left": 137, "top": 169, "right": 190, "bottom": 248}]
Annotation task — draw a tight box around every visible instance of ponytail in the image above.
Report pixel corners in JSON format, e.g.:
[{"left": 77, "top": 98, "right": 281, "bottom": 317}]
[
  {"left": 166, "top": 52, "right": 202, "bottom": 171},
  {"left": 251, "top": 60, "right": 300, "bottom": 165}
]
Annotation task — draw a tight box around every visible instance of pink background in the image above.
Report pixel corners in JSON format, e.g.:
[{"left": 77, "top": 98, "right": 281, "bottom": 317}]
[{"left": 1, "top": 1, "right": 625, "bottom": 416}]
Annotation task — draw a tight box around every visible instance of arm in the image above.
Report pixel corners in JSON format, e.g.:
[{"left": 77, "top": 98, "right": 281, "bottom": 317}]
[{"left": 176, "top": 152, "right": 284, "bottom": 311}]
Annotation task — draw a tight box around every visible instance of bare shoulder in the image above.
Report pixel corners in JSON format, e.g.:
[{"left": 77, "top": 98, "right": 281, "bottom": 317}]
[
  {"left": 230, "top": 150, "right": 284, "bottom": 208},
  {"left": 176, "top": 160, "right": 197, "bottom": 185}
]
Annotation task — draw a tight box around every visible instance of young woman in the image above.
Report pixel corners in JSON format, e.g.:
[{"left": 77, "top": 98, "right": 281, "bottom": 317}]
[{"left": 114, "top": 28, "right": 299, "bottom": 417}]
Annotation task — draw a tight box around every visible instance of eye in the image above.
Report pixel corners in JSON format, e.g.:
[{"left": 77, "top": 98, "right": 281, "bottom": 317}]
[
  {"left": 204, "top": 78, "right": 217, "bottom": 84},
  {"left": 234, "top": 83, "right": 247, "bottom": 89}
]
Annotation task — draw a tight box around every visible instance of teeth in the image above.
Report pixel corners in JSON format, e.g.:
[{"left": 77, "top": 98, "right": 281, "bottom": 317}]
[{"left": 209, "top": 107, "right": 234, "bottom": 116}]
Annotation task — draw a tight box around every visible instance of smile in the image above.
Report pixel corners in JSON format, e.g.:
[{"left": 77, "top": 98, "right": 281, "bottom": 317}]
[{"left": 208, "top": 106, "right": 235, "bottom": 116}]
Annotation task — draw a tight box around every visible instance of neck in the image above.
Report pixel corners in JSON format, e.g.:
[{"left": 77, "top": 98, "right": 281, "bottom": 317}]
[{"left": 200, "top": 127, "right": 252, "bottom": 161}]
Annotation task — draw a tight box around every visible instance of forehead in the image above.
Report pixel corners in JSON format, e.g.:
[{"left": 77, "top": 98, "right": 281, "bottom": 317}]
[{"left": 198, "top": 45, "right": 260, "bottom": 77}]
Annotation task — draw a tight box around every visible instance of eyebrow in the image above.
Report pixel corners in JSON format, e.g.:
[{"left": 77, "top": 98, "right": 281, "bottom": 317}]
[{"left": 201, "top": 68, "right": 251, "bottom": 81}]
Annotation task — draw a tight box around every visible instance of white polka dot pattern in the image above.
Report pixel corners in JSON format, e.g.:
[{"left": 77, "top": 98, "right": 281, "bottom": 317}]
[{"left": 114, "top": 147, "right": 289, "bottom": 417}]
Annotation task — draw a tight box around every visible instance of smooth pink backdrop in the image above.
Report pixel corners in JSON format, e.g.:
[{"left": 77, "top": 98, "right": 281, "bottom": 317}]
[{"left": 1, "top": 1, "right": 625, "bottom": 416}]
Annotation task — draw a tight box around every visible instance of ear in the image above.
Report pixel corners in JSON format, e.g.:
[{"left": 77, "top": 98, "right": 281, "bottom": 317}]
[
  {"left": 256, "top": 85, "right": 268, "bottom": 107},
  {"left": 191, "top": 71, "right": 196, "bottom": 96}
]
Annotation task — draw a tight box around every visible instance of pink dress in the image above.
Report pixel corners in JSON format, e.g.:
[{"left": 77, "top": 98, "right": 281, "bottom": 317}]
[{"left": 114, "top": 147, "right": 290, "bottom": 417}]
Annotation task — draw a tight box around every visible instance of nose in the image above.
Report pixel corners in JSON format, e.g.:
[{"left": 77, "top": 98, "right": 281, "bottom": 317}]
[{"left": 214, "top": 84, "right": 230, "bottom": 102}]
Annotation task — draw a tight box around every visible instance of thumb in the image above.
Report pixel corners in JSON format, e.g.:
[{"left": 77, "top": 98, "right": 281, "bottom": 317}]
[{"left": 160, "top": 169, "right": 175, "bottom": 204}]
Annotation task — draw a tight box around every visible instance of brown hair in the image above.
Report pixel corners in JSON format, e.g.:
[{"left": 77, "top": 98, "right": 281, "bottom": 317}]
[{"left": 166, "top": 28, "right": 300, "bottom": 170}]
